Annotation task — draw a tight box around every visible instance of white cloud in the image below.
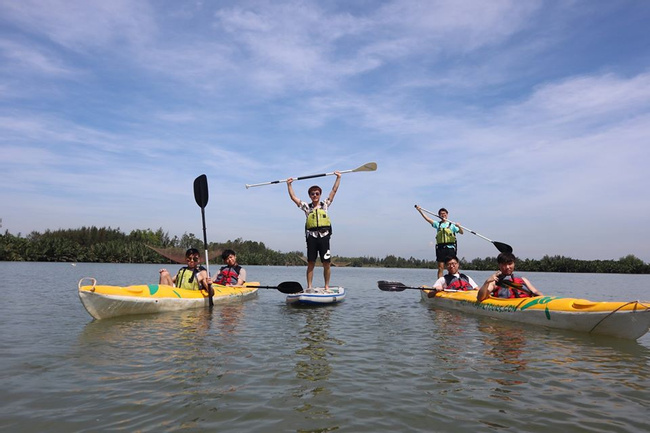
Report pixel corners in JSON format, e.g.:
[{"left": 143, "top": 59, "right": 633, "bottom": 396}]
[
  {"left": 0, "top": 0, "right": 156, "bottom": 51},
  {"left": 1, "top": 0, "right": 649, "bottom": 262}
]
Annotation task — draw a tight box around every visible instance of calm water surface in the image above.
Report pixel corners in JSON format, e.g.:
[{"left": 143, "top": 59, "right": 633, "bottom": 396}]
[{"left": 1, "top": 262, "right": 649, "bottom": 432}]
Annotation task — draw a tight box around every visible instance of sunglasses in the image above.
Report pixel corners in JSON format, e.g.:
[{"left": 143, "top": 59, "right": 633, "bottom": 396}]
[
  {"left": 309, "top": 191, "right": 321, "bottom": 196},
  {"left": 186, "top": 256, "right": 200, "bottom": 262}
]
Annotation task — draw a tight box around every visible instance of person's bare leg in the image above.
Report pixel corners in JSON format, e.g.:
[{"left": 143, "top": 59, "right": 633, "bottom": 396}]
[
  {"left": 159, "top": 269, "right": 174, "bottom": 286},
  {"left": 307, "top": 262, "right": 316, "bottom": 289},
  {"left": 323, "top": 262, "right": 331, "bottom": 289}
]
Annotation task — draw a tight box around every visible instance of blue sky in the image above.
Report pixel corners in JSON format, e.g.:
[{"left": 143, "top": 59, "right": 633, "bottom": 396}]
[{"left": 1, "top": 0, "right": 649, "bottom": 262}]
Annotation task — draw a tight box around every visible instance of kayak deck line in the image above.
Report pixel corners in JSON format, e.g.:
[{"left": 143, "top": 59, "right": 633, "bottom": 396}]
[{"left": 588, "top": 300, "right": 650, "bottom": 334}]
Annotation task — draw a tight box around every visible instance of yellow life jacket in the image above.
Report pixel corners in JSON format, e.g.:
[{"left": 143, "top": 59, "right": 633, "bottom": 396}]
[
  {"left": 435, "top": 222, "right": 457, "bottom": 245},
  {"left": 176, "top": 267, "right": 203, "bottom": 290},
  {"left": 305, "top": 203, "right": 332, "bottom": 232}
]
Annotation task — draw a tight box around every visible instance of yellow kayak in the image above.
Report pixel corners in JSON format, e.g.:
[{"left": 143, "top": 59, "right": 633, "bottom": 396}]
[
  {"left": 78, "top": 277, "right": 259, "bottom": 320},
  {"left": 420, "top": 289, "right": 650, "bottom": 340}
]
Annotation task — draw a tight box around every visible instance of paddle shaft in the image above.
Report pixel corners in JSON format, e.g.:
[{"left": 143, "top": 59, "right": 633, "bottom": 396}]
[
  {"left": 415, "top": 205, "right": 512, "bottom": 253},
  {"left": 199, "top": 207, "right": 209, "bottom": 277},
  {"left": 398, "top": 287, "right": 460, "bottom": 292},
  {"left": 245, "top": 162, "right": 376, "bottom": 189}
]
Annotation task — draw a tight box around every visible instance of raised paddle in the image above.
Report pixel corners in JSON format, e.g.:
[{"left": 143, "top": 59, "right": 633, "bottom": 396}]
[
  {"left": 193, "top": 174, "right": 214, "bottom": 307},
  {"left": 245, "top": 161, "right": 377, "bottom": 189},
  {"left": 255, "top": 281, "right": 304, "bottom": 294},
  {"left": 415, "top": 205, "right": 513, "bottom": 254}
]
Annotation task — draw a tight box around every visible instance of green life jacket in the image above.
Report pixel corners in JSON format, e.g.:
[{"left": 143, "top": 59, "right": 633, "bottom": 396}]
[
  {"left": 176, "top": 266, "right": 205, "bottom": 290},
  {"left": 305, "top": 202, "right": 332, "bottom": 232},
  {"left": 436, "top": 222, "right": 457, "bottom": 245}
]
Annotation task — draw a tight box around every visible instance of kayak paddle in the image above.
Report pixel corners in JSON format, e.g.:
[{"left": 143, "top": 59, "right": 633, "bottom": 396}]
[
  {"left": 255, "top": 281, "right": 304, "bottom": 294},
  {"left": 377, "top": 280, "right": 459, "bottom": 293},
  {"left": 415, "top": 205, "right": 513, "bottom": 254},
  {"left": 245, "top": 161, "right": 377, "bottom": 189},
  {"left": 378, "top": 280, "right": 429, "bottom": 291},
  {"left": 193, "top": 174, "right": 214, "bottom": 307}
]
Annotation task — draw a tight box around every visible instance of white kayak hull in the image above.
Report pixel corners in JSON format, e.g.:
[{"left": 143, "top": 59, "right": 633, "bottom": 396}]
[
  {"left": 78, "top": 278, "right": 259, "bottom": 320},
  {"left": 286, "top": 287, "right": 346, "bottom": 305}
]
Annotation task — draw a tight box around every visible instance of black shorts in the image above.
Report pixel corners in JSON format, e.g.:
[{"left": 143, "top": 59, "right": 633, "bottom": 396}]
[
  {"left": 306, "top": 235, "right": 331, "bottom": 263},
  {"left": 435, "top": 244, "right": 457, "bottom": 263}
]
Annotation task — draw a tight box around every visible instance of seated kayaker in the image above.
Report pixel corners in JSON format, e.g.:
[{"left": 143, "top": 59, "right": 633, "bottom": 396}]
[
  {"left": 159, "top": 248, "right": 209, "bottom": 291},
  {"left": 208, "top": 249, "right": 247, "bottom": 286},
  {"left": 477, "top": 252, "right": 542, "bottom": 302},
  {"left": 427, "top": 256, "right": 479, "bottom": 297}
]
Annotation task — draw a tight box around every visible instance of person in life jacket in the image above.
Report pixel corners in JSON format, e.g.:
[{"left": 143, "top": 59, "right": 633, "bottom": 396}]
[
  {"left": 427, "top": 256, "right": 479, "bottom": 297},
  {"left": 415, "top": 206, "right": 464, "bottom": 279},
  {"left": 287, "top": 171, "right": 342, "bottom": 289},
  {"left": 477, "top": 252, "right": 543, "bottom": 302},
  {"left": 210, "top": 249, "right": 247, "bottom": 286},
  {"left": 158, "top": 248, "right": 209, "bottom": 291}
]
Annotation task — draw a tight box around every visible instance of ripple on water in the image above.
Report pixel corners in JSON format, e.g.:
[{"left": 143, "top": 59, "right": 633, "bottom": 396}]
[{"left": 1, "top": 264, "right": 650, "bottom": 432}]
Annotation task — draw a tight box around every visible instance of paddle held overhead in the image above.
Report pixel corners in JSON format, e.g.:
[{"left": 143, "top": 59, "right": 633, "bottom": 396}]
[
  {"left": 245, "top": 162, "right": 377, "bottom": 189},
  {"left": 415, "top": 205, "right": 513, "bottom": 254}
]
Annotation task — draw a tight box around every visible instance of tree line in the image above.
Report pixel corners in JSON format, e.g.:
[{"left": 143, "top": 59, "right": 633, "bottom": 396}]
[{"left": 1, "top": 227, "right": 649, "bottom": 274}]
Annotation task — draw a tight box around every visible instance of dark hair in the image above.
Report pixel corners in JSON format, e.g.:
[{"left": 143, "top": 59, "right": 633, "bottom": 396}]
[
  {"left": 221, "top": 249, "right": 236, "bottom": 261},
  {"left": 497, "top": 252, "right": 516, "bottom": 264},
  {"left": 444, "top": 256, "right": 459, "bottom": 264},
  {"left": 308, "top": 185, "right": 322, "bottom": 195},
  {"left": 438, "top": 208, "right": 448, "bottom": 214},
  {"left": 185, "top": 248, "right": 200, "bottom": 257}
]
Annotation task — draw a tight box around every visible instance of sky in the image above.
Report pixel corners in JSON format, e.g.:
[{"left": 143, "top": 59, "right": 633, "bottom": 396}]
[{"left": 1, "top": 0, "right": 649, "bottom": 263}]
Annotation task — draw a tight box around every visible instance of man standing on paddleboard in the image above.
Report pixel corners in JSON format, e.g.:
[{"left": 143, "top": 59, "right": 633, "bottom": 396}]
[
  {"left": 415, "top": 206, "right": 463, "bottom": 279},
  {"left": 287, "top": 171, "right": 342, "bottom": 289}
]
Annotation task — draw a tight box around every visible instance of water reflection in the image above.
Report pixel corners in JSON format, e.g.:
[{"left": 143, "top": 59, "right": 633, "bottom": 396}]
[
  {"left": 425, "top": 308, "right": 478, "bottom": 369},
  {"left": 72, "top": 304, "right": 258, "bottom": 427},
  {"left": 290, "top": 306, "right": 343, "bottom": 432},
  {"left": 477, "top": 322, "right": 528, "bottom": 401},
  {"left": 74, "top": 303, "right": 253, "bottom": 385},
  {"left": 479, "top": 323, "right": 528, "bottom": 375},
  {"left": 214, "top": 302, "right": 245, "bottom": 340}
]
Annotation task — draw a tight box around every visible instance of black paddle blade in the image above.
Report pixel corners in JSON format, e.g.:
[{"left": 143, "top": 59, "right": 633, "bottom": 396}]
[
  {"left": 193, "top": 174, "right": 209, "bottom": 208},
  {"left": 276, "top": 281, "right": 304, "bottom": 294},
  {"left": 493, "top": 241, "right": 513, "bottom": 254},
  {"left": 377, "top": 280, "right": 407, "bottom": 292}
]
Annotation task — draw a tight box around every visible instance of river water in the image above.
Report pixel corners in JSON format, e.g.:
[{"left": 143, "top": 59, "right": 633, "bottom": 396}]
[{"left": 1, "top": 262, "right": 649, "bottom": 432}]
